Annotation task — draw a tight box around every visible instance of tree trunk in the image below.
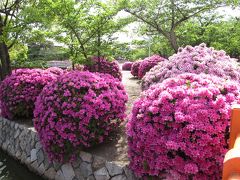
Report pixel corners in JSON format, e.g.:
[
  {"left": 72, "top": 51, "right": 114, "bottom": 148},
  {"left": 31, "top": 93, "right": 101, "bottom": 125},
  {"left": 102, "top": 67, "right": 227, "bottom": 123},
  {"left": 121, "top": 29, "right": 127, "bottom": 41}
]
[
  {"left": 97, "top": 28, "right": 101, "bottom": 70},
  {"left": 168, "top": 31, "right": 179, "bottom": 53},
  {"left": 0, "top": 42, "right": 11, "bottom": 80}
]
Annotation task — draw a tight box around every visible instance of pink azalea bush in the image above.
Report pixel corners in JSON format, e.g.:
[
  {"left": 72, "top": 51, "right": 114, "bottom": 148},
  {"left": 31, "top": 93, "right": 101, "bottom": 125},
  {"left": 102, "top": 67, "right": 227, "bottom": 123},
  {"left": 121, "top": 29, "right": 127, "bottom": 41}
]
[
  {"left": 83, "top": 56, "right": 122, "bottom": 80},
  {"left": 138, "top": 55, "right": 166, "bottom": 79},
  {"left": 122, "top": 61, "right": 133, "bottom": 71},
  {"left": 142, "top": 43, "right": 240, "bottom": 90},
  {"left": 131, "top": 60, "right": 142, "bottom": 77},
  {"left": 127, "top": 73, "right": 240, "bottom": 179},
  {"left": 0, "top": 68, "right": 63, "bottom": 120},
  {"left": 34, "top": 71, "right": 128, "bottom": 162}
]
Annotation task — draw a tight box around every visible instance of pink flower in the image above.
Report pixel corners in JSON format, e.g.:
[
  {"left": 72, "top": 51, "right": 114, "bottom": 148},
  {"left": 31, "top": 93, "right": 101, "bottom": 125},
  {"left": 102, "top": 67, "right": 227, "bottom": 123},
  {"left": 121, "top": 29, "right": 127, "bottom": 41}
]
[
  {"left": 34, "top": 71, "right": 128, "bottom": 162},
  {"left": 127, "top": 73, "right": 240, "bottom": 179}
]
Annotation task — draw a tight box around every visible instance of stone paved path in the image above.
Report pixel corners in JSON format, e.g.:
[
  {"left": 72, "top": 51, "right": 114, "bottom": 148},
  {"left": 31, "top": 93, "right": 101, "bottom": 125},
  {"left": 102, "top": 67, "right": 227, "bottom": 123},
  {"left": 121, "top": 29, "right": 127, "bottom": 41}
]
[{"left": 88, "top": 70, "right": 141, "bottom": 166}]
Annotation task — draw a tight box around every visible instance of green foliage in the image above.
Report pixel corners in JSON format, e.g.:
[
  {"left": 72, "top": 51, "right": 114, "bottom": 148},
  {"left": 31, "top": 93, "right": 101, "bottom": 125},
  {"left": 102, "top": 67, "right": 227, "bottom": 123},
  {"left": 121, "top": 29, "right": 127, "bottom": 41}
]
[
  {"left": 36, "top": 0, "right": 132, "bottom": 64},
  {"left": 177, "top": 18, "right": 240, "bottom": 58},
  {"left": 9, "top": 43, "right": 28, "bottom": 62}
]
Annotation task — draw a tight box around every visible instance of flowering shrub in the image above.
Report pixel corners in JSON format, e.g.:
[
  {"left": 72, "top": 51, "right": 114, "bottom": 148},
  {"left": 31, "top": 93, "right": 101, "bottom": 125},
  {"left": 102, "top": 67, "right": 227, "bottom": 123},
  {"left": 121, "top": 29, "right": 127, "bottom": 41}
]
[
  {"left": 0, "top": 68, "right": 62, "bottom": 120},
  {"left": 142, "top": 43, "right": 240, "bottom": 90},
  {"left": 131, "top": 60, "right": 142, "bottom": 77},
  {"left": 127, "top": 73, "right": 240, "bottom": 179},
  {"left": 138, "top": 55, "right": 166, "bottom": 79},
  {"left": 122, "top": 62, "right": 133, "bottom": 71},
  {"left": 34, "top": 71, "right": 128, "bottom": 162},
  {"left": 84, "top": 56, "right": 122, "bottom": 80}
]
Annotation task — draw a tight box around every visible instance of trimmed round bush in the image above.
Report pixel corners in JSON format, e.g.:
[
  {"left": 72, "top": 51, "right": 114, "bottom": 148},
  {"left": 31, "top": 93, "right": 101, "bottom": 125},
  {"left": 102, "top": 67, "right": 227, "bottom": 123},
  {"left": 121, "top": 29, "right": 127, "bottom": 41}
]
[
  {"left": 83, "top": 56, "right": 122, "bottom": 80},
  {"left": 122, "top": 61, "right": 133, "bottom": 71},
  {"left": 131, "top": 60, "right": 142, "bottom": 77},
  {"left": 34, "top": 71, "right": 128, "bottom": 162},
  {"left": 138, "top": 55, "right": 166, "bottom": 79},
  {"left": 142, "top": 43, "right": 240, "bottom": 90},
  {"left": 127, "top": 73, "right": 240, "bottom": 179},
  {"left": 0, "top": 68, "right": 62, "bottom": 120}
]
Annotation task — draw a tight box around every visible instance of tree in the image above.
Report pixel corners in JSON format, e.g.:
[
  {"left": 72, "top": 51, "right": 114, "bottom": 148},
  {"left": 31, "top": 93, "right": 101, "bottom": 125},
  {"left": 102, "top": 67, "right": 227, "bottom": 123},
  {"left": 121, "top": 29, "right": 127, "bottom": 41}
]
[
  {"left": 42, "top": 0, "right": 131, "bottom": 66},
  {"left": 120, "top": 0, "right": 227, "bottom": 52},
  {"left": 0, "top": 0, "right": 24, "bottom": 80}
]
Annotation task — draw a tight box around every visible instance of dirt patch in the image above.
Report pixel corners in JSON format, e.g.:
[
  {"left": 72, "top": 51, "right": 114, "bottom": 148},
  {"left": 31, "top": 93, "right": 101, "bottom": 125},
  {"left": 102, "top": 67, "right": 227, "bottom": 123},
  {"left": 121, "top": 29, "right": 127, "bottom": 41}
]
[{"left": 88, "top": 71, "right": 141, "bottom": 165}]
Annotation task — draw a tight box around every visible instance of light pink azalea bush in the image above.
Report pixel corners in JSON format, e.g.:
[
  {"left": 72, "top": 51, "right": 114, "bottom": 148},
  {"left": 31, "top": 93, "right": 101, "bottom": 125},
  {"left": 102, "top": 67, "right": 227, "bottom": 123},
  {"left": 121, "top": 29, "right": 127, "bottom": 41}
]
[
  {"left": 83, "top": 56, "right": 122, "bottom": 80},
  {"left": 138, "top": 55, "right": 166, "bottom": 79},
  {"left": 131, "top": 60, "right": 142, "bottom": 77},
  {"left": 127, "top": 73, "right": 240, "bottom": 179},
  {"left": 34, "top": 71, "right": 128, "bottom": 162},
  {"left": 0, "top": 68, "right": 63, "bottom": 120},
  {"left": 142, "top": 43, "right": 240, "bottom": 90},
  {"left": 122, "top": 61, "right": 133, "bottom": 71}
]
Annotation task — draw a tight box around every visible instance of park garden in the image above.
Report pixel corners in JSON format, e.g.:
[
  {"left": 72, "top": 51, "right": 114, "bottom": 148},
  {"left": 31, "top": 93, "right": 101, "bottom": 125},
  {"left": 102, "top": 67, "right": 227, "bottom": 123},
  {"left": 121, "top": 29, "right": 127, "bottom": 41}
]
[{"left": 1, "top": 0, "right": 240, "bottom": 179}]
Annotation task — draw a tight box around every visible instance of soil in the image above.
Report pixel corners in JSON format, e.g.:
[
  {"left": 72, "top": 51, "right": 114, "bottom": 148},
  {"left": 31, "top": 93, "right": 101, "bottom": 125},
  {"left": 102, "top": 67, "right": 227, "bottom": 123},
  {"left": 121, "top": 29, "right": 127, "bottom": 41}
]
[{"left": 88, "top": 70, "right": 141, "bottom": 166}]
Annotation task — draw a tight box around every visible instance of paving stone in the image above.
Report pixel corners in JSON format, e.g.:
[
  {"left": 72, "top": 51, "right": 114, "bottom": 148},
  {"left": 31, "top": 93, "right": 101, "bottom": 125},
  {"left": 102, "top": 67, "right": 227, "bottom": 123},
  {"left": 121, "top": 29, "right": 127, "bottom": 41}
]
[
  {"left": 20, "top": 152, "right": 27, "bottom": 164},
  {"left": 111, "top": 175, "right": 127, "bottom": 180},
  {"left": 53, "top": 161, "right": 62, "bottom": 171},
  {"left": 35, "top": 142, "right": 42, "bottom": 151},
  {"left": 79, "top": 162, "right": 93, "bottom": 178},
  {"left": 38, "top": 163, "right": 45, "bottom": 175},
  {"left": 31, "top": 160, "right": 40, "bottom": 171},
  {"left": 2, "top": 142, "right": 7, "bottom": 150},
  {"left": 43, "top": 155, "right": 52, "bottom": 169},
  {"left": 37, "top": 149, "right": 45, "bottom": 165},
  {"left": 105, "top": 162, "right": 123, "bottom": 176},
  {"left": 16, "top": 150, "right": 22, "bottom": 159},
  {"left": 61, "top": 163, "right": 75, "bottom": 180},
  {"left": 14, "top": 123, "right": 19, "bottom": 129},
  {"left": 74, "top": 167, "right": 85, "bottom": 180},
  {"left": 94, "top": 167, "right": 110, "bottom": 180},
  {"left": 92, "top": 156, "right": 105, "bottom": 171},
  {"left": 123, "top": 166, "right": 137, "bottom": 180},
  {"left": 87, "top": 175, "right": 96, "bottom": 180},
  {"left": 31, "top": 149, "right": 37, "bottom": 162},
  {"left": 44, "top": 167, "right": 56, "bottom": 180},
  {"left": 80, "top": 151, "right": 93, "bottom": 163},
  {"left": 55, "top": 169, "right": 65, "bottom": 180},
  {"left": 14, "top": 129, "right": 20, "bottom": 139},
  {"left": 71, "top": 157, "right": 82, "bottom": 168}
]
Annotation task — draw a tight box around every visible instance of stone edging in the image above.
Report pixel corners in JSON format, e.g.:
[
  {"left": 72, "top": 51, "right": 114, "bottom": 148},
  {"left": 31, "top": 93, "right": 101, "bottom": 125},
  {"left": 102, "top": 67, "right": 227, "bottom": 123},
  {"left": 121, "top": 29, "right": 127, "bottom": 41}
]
[{"left": 0, "top": 116, "right": 138, "bottom": 180}]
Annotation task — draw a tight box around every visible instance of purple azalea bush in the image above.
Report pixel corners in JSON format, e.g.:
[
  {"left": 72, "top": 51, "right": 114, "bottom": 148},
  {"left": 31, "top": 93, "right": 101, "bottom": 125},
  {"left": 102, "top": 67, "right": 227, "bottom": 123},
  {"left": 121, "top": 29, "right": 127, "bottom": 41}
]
[
  {"left": 34, "top": 71, "right": 128, "bottom": 162},
  {"left": 131, "top": 60, "right": 142, "bottom": 77},
  {"left": 83, "top": 56, "right": 122, "bottom": 80},
  {"left": 127, "top": 73, "right": 240, "bottom": 179},
  {"left": 0, "top": 68, "right": 63, "bottom": 120},
  {"left": 122, "top": 61, "right": 133, "bottom": 71},
  {"left": 142, "top": 43, "right": 240, "bottom": 90},
  {"left": 138, "top": 55, "right": 166, "bottom": 79}
]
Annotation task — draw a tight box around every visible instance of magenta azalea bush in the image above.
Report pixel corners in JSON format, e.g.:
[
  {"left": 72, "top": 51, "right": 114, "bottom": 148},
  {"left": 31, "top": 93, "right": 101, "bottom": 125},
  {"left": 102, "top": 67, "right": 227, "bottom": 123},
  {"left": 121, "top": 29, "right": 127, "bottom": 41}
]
[
  {"left": 131, "top": 60, "right": 142, "bottom": 77},
  {"left": 122, "top": 61, "right": 133, "bottom": 71},
  {"left": 34, "top": 71, "right": 128, "bottom": 162},
  {"left": 83, "top": 56, "right": 122, "bottom": 80},
  {"left": 0, "top": 68, "right": 63, "bottom": 120},
  {"left": 127, "top": 73, "right": 240, "bottom": 179},
  {"left": 138, "top": 55, "right": 166, "bottom": 79},
  {"left": 142, "top": 43, "right": 240, "bottom": 90}
]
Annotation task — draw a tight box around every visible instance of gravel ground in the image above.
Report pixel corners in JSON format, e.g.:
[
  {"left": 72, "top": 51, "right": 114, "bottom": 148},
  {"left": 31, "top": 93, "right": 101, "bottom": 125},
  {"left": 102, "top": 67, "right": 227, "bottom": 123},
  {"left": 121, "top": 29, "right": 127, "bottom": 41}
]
[{"left": 88, "top": 70, "right": 141, "bottom": 165}]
